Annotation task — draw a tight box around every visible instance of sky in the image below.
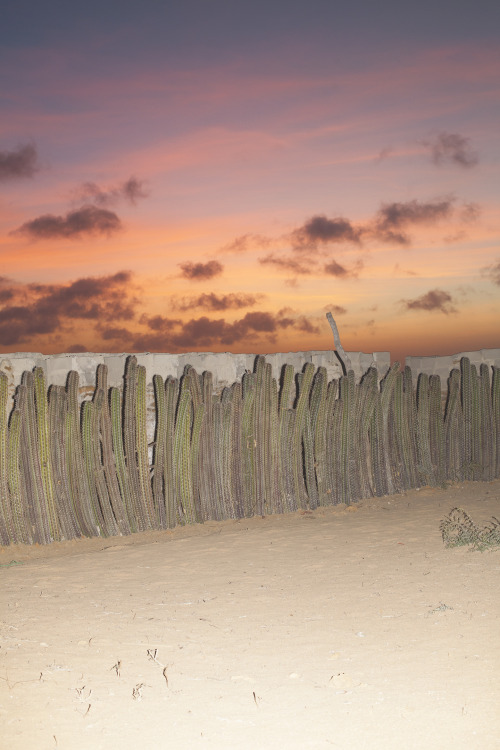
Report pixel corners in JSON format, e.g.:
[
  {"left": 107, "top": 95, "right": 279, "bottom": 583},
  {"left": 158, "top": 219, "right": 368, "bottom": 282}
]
[{"left": 1, "top": 0, "right": 499, "bottom": 364}]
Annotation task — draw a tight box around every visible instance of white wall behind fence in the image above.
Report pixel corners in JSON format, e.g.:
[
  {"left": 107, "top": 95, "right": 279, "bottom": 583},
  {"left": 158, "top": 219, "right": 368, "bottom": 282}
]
[{"left": 1, "top": 346, "right": 499, "bottom": 417}]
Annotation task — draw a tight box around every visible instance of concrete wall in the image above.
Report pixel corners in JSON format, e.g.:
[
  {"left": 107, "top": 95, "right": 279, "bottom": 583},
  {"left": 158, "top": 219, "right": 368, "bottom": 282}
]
[
  {"left": 405, "top": 349, "right": 500, "bottom": 382},
  {"left": 0, "top": 349, "right": 391, "bottom": 410},
  {"left": 1, "top": 347, "right": 499, "bottom": 421}
]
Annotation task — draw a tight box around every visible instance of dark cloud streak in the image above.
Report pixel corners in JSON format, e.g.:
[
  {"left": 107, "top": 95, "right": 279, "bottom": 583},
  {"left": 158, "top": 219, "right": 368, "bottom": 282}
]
[
  {"left": 290, "top": 215, "right": 362, "bottom": 250},
  {"left": 401, "top": 288, "right": 457, "bottom": 314},
  {"left": 179, "top": 260, "right": 224, "bottom": 281},
  {"left": 13, "top": 205, "right": 122, "bottom": 239},
  {"left": 481, "top": 259, "right": 500, "bottom": 286},
  {"left": 0, "top": 143, "right": 40, "bottom": 181},
  {"left": 134, "top": 308, "right": 314, "bottom": 351},
  {"left": 171, "top": 292, "right": 264, "bottom": 312},
  {"left": 421, "top": 131, "right": 479, "bottom": 168},
  {"left": 0, "top": 271, "right": 138, "bottom": 346},
  {"left": 259, "top": 254, "right": 312, "bottom": 276},
  {"left": 324, "top": 258, "right": 363, "bottom": 278},
  {"left": 373, "top": 198, "right": 454, "bottom": 245},
  {"left": 74, "top": 176, "right": 149, "bottom": 207}
]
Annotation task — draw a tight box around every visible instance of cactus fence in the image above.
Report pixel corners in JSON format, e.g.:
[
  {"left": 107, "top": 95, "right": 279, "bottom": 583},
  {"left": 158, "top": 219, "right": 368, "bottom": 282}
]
[{"left": 0, "top": 355, "right": 499, "bottom": 546}]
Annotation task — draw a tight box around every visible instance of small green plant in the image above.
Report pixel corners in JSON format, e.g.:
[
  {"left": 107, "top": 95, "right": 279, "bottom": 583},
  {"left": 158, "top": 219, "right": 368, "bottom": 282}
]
[{"left": 440, "top": 507, "right": 500, "bottom": 551}]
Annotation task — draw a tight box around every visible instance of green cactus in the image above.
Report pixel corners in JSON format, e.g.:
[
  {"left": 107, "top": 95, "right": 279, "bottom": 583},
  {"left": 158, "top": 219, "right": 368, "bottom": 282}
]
[
  {"left": 391, "top": 366, "right": 419, "bottom": 491},
  {"left": 470, "top": 364, "right": 482, "bottom": 481},
  {"left": 309, "top": 367, "right": 327, "bottom": 506},
  {"left": 0, "top": 371, "right": 14, "bottom": 544},
  {"left": 197, "top": 371, "right": 216, "bottom": 521},
  {"left": 3, "top": 349, "right": 500, "bottom": 548},
  {"left": 324, "top": 378, "right": 339, "bottom": 503},
  {"left": 48, "top": 385, "right": 80, "bottom": 540},
  {"left": 163, "top": 376, "right": 179, "bottom": 528},
  {"left": 460, "top": 360, "right": 482, "bottom": 482},
  {"left": 416, "top": 373, "right": 433, "bottom": 485},
  {"left": 492, "top": 366, "right": 500, "bottom": 478},
  {"left": 338, "top": 369, "right": 361, "bottom": 505},
  {"left": 268, "top": 375, "right": 283, "bottom": 515},
  {"left": 254, "top": 357, "right": 274, "bottom": 516},
  {"left": 278, "top": 364, "right": 296, "bottom": 512},
  {"left": 379, "top": 361, "right": 401, "bottom": 496},
  {"left": 368, "top": 382, "right": 389, "bottom": 498},
  {"left": 443, "top": 369, "right": 464, "bottom": 483},
  {"left": 460, "top": 357, "right": 473, "bottom": 480},
  {"left": 217, "top": 388, "right": 234, "bottom": 518},
  {"left": 65, "top": 370, "right": 99, "bottom": 538},
  {"left": 152, "top": 374, "right": 167, "bottom": 528},
  {"left": 33, "top": 367, "right": 60, "bottom": 541},
  {"left": 136, "top": 364, "right": 155, "bottom": 528},
  {"left": 429, "top": 374, "right": 446, "bottom": 486},
  {"left": 110, "top": 386, "right": 136, "bottom": 532},
  {"left": 479, "top": 364, "right": 494, "bottom": 481},
  {"left": 173, "top": 384, "right": 195, "bottom": 524},
  {"left": 355, "top": 367, "right": 378, "bottom": 500},
  {"left": 403, "top": 366, "right": 419, "bottom": 488},
  {"left": 87, "top": 388, "right": 121, "bottom": 536},
  {"left": 181, "top": 366, "right": 204, "bottom": 520},
  {"left": 123, "top": 356, "right": 147, "bottom": 530},
  {"left": 292, "top": 362, "right": 315, "bottom": 509},
  {"left": 96, "top": 365, "right": 130, "bottom": 536},
  {"left": 7, "top": 407, "right": 30, "bottom": 544},
  {"left": 241, "top": 371, "right": 257, "bottom": 517},
  {"left": 229, "top": 381, "right": 245, "bottom": 518},
  {"left": 19, "top": 373, "right": 50, "bottom": 544},
  {"left": 191, "top": 396, "right": 205, "bottom": 520},
  {"left": 82, "top": 399, "right": 107, "bottom": 535}
]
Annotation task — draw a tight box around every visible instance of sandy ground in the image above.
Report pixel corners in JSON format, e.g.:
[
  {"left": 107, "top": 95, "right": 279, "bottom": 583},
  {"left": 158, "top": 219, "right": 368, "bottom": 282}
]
[{"left": 1, "top": 481, "right": 499, "bottom": 750}]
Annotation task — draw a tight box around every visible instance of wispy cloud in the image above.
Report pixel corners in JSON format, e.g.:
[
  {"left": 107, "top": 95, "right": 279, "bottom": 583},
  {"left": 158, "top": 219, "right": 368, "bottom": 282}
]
[
  {"left": 179, "top": 260, "right": 224, "bottom": 281},
  {"left": 322, "top": 304, "right": 347, "bottom": 315},
  {"left": 324, "top": 258, "right": 363, "bottom": 278},
  {"left": 372, "top": 197, "right": 455, "bottom": 245},
  {"left": 171, "top": 292, "right": 264, "bottom": 312},
  {"left": 0, "top": 143, "right": 40, "bottom": 181},
  {"left": 71, "top": 176, "right": 149, "bottom": 207},
  {"left": 240, "top": 194, "right": 473, "bottom": 283},
  {"left": 12, "top": 205, "right": 122, "bottom": 239},
  {"left": 401, "top": 288, "right": 457, "bottom": 314},
  {"left": 373, "top": 146, "right": 393, "bottom": 163},
  {"left": 420, "top": 131, "right": 479, "bottom": 168},
  {"left": 219, "top": 233, "right": 272, "bottom": 253},
  {"left": 259, "top": 254, "right": 313, "bottom": 276},
  {"left": 481, "top": 259, "right": 500, "bottom": 286}
]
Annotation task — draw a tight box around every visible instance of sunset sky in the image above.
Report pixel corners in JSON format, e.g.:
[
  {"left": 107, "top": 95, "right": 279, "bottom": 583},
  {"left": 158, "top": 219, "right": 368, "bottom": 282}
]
[{"left": 1, "top": 1, "right": 499, "bottom": 364}]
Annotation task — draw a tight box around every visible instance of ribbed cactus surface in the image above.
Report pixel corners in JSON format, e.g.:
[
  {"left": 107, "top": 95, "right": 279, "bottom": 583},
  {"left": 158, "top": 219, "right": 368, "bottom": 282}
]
[{"left": 0, "top": 354, "right": 498, "bottom": 546}]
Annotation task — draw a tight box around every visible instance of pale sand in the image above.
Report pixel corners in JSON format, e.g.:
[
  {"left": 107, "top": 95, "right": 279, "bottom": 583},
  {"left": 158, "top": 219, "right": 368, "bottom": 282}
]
[{"left": 1, "top": 480, "right": 499, "bottom": 750}]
